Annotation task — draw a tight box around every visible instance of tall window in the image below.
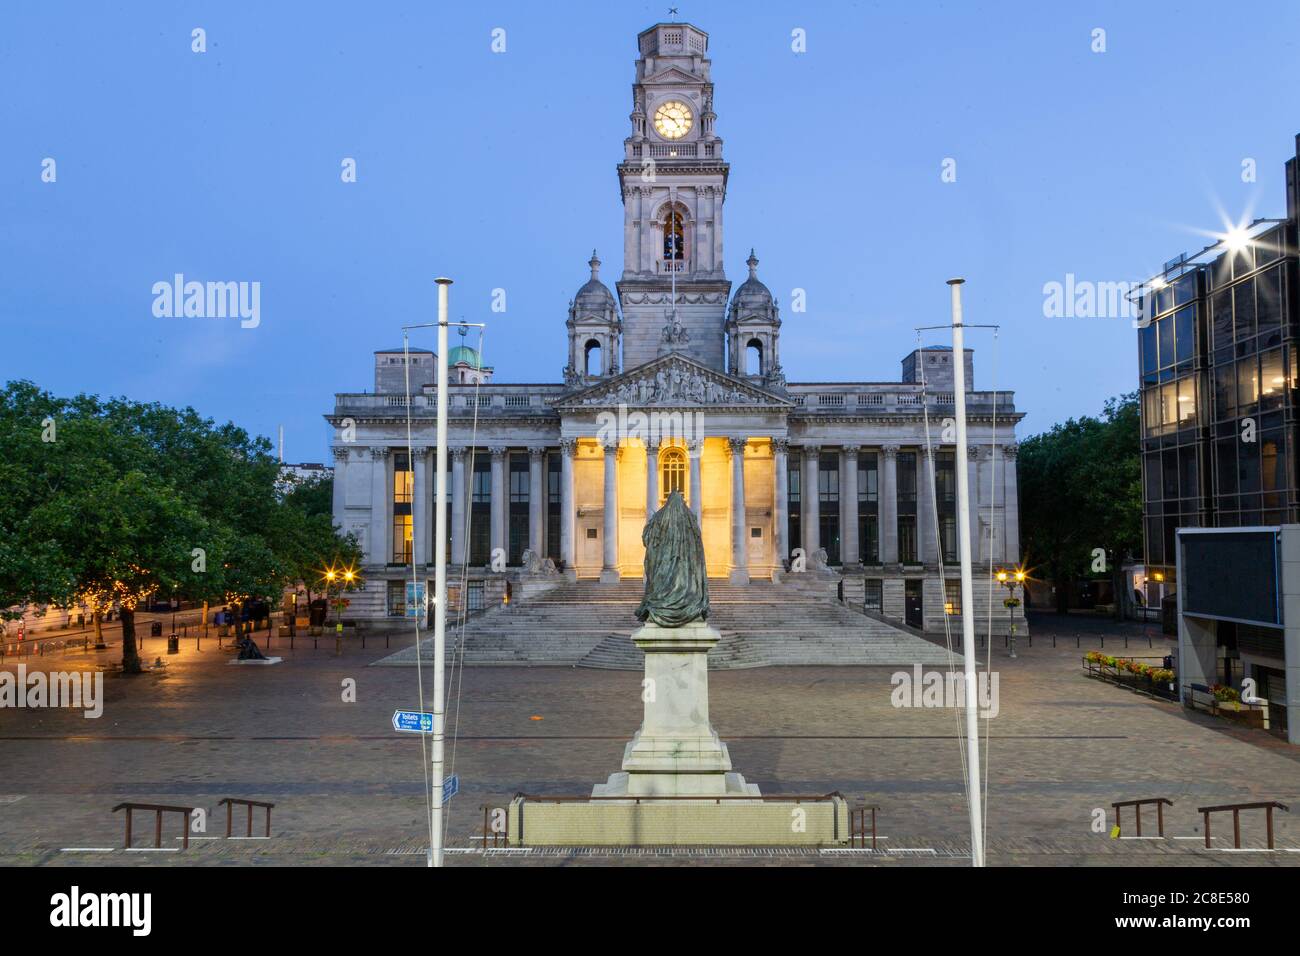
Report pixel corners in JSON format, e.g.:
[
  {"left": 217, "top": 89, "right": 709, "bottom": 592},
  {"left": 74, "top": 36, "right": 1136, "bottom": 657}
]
[
  {"left": 788, "top": 454, "right": 801, "bottom": 560},
  {"left": 819, "top": 452, "right": 840, "bottom": 565},
  {"left": 897, "top": 451, "right": 918, "bottom": 564},
  {"left": 392, "top": 452, "right": 413, "bottom": 564},
  {"left": 508, "top": 453, "right": 528, "bottom": 566},
  {"left": 663, "top": 209, "right": 685, "bottom": 261},
  {"left": 547, "top": 453, "right": 562, "bottom": 564},
  {"left": 936, "top": 452, "right": 957, "bottom": 562},
  {"left": 661, "top": 447, "right": 687, "bottom": 505},
  {"left": 859, "top": 453, "right": 879, "bottom": 563},
  {"left": 470, "top": 454, "right": 491, "bottom": 566}
]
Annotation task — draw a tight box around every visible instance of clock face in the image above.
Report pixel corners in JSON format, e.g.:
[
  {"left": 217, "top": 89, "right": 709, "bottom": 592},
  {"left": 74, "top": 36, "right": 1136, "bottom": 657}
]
[{"left": 653, "top": 100, "right": 693, "bottom": 140}]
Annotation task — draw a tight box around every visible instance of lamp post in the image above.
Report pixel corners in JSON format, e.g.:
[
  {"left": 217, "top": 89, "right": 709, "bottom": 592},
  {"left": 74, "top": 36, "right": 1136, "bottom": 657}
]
[{"left": 996, "top": 568, "right": 1025, "bottom": 658}]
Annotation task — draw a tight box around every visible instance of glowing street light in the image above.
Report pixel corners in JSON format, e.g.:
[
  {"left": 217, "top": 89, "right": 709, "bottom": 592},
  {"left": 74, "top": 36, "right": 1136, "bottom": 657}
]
[{"left": 996, "top": 568, "right": 1026, "bottom": 658}]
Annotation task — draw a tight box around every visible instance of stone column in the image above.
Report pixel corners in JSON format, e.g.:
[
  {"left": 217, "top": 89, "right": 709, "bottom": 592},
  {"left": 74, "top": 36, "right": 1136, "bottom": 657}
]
[
  {"left": 528, "top": 446, "right": 545, "bottom": 556},
  {"left": 489, "top": 447, "right": 506, "bottom": 561},
  {"left": 728, "top": 437, "right": 749, "bottom": 584},
  {"left": 560, "top": 439, "right": 577, "bottom": 577},
  {"left": 918, "top": 447, "right": 937, "bottom": 564},
  {"left": 841, "top": 445, "right": 860, "bottom": 567},
  {"left": 967, "top": 445, "right": 982, "bottom": 563},
  {"left": 773, "top": 438, "right": 789, "bottom": 570},
  {"left": 881, "top": 444, "right": 899, "bottom": 564},
  {"left": 712, "top": 187, "right": 724, "bottom": 274},
  {"left": 645, "top": 440, "right": 660, "bottom": 518},
  {"left": 802, "top": 445, "right": 820, "bottom": 557},
  {"left": 687, "top": 439, "right": 703, "bottom": 523},
  {"left": 450, "top": 448, "right": 467, "bottom": 566},
  {"left": 331, "top": 447, "right": 348, "bottom": 520},
  {"left": 412, "top": 445, "right": 429, "bottom": 566},
  {"left": 1003, "top": 443, "right": 1020, "bottom": 564},
  {"left": 624, "top": 187, "right": 634, "bottom": 277},
  {"left": 600, "top": 441, "right": 621, "bottom": 583},
  {"left": 369, "top": 447, "right": 390, "bottom": 565}
]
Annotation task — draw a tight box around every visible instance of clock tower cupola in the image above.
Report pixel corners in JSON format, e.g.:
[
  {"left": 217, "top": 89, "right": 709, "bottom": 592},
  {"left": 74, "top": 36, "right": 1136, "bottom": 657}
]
[{"left": 616, "top": 22, "right": 730, "bottom": 372}]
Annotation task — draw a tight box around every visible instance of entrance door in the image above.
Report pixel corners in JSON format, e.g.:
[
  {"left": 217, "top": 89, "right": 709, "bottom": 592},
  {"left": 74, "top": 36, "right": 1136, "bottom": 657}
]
[{"left": 905, "top": 579, "right": 923, "bottom": 629}]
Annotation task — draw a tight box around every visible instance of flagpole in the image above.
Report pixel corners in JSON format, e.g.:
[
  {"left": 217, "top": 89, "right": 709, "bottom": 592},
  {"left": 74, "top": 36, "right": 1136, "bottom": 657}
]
[
  {"left": 948, "top": 277, "right": 985, "bottom": 867},
  {"left": 431, "top": 277, "right": 452, "bottom": 868}
]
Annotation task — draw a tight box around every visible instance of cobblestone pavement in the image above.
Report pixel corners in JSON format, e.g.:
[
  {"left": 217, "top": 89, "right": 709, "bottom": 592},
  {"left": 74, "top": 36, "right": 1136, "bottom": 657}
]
[{"left": 1, "top": 626, "right": 1295, "bottom": 867}]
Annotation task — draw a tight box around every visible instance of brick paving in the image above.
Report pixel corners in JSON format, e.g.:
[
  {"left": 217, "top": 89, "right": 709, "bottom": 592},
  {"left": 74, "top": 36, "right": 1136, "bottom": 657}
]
[{"left": 0, "top": 621, "right": 1296, "bottom": 867}]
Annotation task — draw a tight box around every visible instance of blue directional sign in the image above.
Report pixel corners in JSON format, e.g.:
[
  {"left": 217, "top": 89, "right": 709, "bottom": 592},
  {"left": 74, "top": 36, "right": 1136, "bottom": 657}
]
[
  {"left": 442, "top": 774, "right": 459, "bottom": 803},
  {"left": 392, "top": 710, "right": 434, "bottom": 734}
]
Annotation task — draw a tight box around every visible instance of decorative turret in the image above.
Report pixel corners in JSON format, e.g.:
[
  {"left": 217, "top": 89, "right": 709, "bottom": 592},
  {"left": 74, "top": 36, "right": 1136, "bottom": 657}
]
[
  {"left": 564, "top": 251, "right": 622, "bottom": 386},
  {"left": 726, "top": 250, "right": 783, "bottom": 387}
]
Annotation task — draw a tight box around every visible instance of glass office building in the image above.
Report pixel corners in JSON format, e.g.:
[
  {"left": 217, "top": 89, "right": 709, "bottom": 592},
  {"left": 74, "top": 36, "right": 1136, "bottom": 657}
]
[{"left": 1138, "top": 142, "right": 1300, "bottom": 593}]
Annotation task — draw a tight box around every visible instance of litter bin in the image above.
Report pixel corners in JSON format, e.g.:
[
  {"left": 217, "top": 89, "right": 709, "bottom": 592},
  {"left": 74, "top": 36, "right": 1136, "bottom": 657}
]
[
  {"left": 167, "top": 634, "right": 179, "bottom": 654},
  {"left": 150, "top": 621, "right": 163, "bottom": 637}
]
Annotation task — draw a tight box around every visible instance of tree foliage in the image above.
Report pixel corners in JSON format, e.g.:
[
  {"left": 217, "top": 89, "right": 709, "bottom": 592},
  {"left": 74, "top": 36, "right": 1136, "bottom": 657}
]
[
  {"left": 1018, "top": 394, "right": 1141, "bottom": 614},
  {"left": 0, "top": 381, "right": 359, "bottom": 672}
]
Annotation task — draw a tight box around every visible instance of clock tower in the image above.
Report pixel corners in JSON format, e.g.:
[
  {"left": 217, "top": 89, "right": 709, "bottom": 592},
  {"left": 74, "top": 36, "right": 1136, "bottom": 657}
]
[{"left": 616, "top": 22, "right": 730, "bottom": 372}]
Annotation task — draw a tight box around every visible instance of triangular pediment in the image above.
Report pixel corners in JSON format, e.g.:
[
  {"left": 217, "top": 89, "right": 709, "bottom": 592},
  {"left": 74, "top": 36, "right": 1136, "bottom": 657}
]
[
  {"left": 554, "top": 353, "right": 791, "bottom": 409},
  {"left": 642, "top": 67, "right": 702, "bottom": 87}
]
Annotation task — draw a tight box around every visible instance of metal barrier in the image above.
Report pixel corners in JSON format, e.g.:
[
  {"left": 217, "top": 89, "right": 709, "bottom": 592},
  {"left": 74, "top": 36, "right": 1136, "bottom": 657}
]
[
  {"left": 113, "top": 802, "right": 196, "bottom": 850},
  {"left": 849, "top": 804, "right": 880, "bottom": 849},
  {"left": 217, "top": 798, "right": 275, "bottom": 838},
  {"left": 1196, "top": 801, "right": 1289, "bottom": 849},
  {"left": 1111, "top": 797, "right": 1173, "bottom": 837}
]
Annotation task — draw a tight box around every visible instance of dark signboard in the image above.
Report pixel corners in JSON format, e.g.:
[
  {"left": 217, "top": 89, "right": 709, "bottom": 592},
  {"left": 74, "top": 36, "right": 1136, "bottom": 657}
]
[{"left": 1180, "top": 529, "right": 1280, "bottom": 626}]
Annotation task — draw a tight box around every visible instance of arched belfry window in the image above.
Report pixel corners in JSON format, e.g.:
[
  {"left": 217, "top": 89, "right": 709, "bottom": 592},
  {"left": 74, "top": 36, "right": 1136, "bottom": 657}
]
[
  {"left": 660, "top": 447, "right": 687, "bottom": 505},
  {"left": 584, "top": 338, "right": 602, "bottom": 376},
  {"left": 746, "top": 338, "right": 764, "bottom": 376},
  {"left": 663, "top": 209, "right": 685, "bottom": 261}
]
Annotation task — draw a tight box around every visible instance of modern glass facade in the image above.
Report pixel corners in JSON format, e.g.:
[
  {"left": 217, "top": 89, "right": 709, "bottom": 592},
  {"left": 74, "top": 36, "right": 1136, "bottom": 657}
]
[{"left": 1139, "top": 211, "right": 1299, "bottom": 580}]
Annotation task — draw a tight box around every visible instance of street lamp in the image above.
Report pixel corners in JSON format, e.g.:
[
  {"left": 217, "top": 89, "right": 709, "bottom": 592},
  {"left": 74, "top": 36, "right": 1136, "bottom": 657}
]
[{"left": 996, "top": 568, "right": 1026, "bottom": 658}]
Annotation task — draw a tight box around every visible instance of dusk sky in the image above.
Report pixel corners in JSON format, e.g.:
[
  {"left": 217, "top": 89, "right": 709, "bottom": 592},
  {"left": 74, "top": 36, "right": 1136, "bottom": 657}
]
[{"left": 4, "top": 0, "right": 1299, "bottom": 461}]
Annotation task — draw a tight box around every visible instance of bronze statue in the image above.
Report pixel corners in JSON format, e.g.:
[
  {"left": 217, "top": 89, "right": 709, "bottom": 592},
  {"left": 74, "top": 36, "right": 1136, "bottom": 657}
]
[{"left": 635, "top": 489, "right": 709, "bottom": 627}]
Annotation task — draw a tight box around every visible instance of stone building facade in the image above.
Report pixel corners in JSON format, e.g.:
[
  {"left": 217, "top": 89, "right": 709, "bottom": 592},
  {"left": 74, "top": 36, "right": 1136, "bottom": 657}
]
[{"left": 326, "top": 22, "right": 1025, "bottom": 635}]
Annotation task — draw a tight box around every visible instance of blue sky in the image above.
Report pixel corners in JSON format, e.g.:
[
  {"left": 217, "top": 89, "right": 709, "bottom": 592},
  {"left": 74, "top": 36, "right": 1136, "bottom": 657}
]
[{"left": 3, "top": 1, "right": 1298, "bottom": 460}]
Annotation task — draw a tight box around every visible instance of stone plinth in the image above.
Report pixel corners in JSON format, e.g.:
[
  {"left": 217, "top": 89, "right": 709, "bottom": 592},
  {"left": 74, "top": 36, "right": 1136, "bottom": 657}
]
[
  {"left": 507, "top": 616, "right": 847, "bottom": 846},
  {"left": 593, "top": 620, "right": 759, "bottom": 798}
]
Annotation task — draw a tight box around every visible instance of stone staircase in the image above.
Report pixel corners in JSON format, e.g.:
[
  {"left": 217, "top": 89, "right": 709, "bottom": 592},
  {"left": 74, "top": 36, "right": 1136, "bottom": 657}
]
[{"left": 375, "top": 577, "right": 958, "bottom": 669}]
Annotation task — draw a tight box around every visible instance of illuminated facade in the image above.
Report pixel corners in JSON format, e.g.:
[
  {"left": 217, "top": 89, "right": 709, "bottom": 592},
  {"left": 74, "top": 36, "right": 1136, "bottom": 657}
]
[{"left": 326, "top": 22, "right": 1024, "bottom": 633}]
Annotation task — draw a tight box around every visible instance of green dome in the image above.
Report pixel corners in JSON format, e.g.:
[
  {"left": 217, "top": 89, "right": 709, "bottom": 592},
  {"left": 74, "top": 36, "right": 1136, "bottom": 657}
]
[{"left": 447, "top": 345, "right": 483, "bottom": 369}]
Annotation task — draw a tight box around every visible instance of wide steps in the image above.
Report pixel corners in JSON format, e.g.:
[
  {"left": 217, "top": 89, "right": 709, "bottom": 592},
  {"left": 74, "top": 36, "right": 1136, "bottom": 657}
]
[{"left": 375, "top": 578, "right": 958, "bottom": 668}]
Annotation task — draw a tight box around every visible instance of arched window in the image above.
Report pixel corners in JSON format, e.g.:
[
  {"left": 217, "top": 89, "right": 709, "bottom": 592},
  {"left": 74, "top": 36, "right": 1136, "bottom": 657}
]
[
  {"left": 663, "top": 209, "right": 685, "bottom": 261},
  {"left": 660, "top": 447, "right": 687, "bottom": 505},
  {"left": 584, "top": 339, "right": 602, "bottom": 376},
  {"left": 746, "top": 338, "right": 764, "bottom": 376}
]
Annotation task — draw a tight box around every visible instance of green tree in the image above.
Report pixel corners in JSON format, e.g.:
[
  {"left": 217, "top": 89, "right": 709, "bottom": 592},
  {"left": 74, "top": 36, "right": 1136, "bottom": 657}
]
[
  {"left": 1018, "top": 394, "right": 1142, "bottom": 616},
  {"left": 0, "top": 381, "right": 361, "bottom": 670}
]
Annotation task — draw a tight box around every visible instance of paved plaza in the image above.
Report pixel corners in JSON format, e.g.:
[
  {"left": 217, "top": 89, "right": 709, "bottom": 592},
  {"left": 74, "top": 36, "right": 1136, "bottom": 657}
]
[{"left": 0, "top": 612, "right": 1296, "bottom": 867}]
